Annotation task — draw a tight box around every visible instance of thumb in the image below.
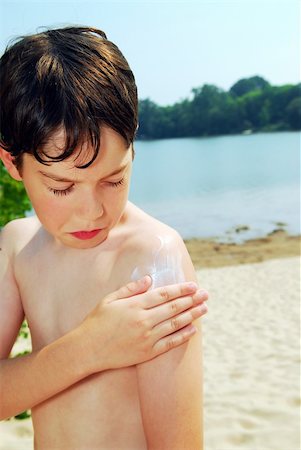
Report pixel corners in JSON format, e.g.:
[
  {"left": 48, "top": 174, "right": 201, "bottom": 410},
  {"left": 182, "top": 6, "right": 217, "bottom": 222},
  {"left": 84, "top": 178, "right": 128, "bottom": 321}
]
[{"left": 105, "top": 275, "right": 152, "bottom": 303}]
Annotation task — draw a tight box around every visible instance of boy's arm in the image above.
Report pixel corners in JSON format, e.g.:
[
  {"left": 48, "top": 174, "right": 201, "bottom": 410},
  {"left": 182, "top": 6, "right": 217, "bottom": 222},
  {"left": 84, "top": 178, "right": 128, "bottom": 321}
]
[
  {"left": 0, "top": 226, "right": 93, "bottom": 419},
  {"left": 0, "top": 223, "right": 206, "bottom": 420},
  {"left": 136, "top": 234, "right": 204, "bottom": 450}
]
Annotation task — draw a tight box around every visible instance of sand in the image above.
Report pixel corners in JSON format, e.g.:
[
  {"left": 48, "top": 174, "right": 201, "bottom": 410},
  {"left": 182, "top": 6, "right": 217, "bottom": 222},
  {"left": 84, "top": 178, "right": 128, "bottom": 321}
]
[
  {"left": 1, "top": 233, "right": 300, "bottom": 450},
  {"left": 199, "top": 256, "right": 300, "bottom": 450}
]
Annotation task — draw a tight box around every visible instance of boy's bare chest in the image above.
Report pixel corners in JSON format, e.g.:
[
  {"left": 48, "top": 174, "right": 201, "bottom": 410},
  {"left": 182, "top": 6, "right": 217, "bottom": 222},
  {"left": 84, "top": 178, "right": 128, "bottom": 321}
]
[{"left": 14, "top": 244, "right": 134, "bottom": 350}]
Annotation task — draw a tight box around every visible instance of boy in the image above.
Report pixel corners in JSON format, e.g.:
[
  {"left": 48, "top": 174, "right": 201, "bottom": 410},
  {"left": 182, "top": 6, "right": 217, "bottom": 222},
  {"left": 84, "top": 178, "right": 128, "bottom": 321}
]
[{"left": 0, "top": 27, "right": 208, "bottom": 449}]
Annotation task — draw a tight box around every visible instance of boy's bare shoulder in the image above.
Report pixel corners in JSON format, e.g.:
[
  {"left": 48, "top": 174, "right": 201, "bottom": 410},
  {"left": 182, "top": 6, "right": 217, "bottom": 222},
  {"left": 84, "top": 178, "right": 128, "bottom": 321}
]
[
  {"left": 126, "top": 202, "right": 185, "bottom": 252},
  {"left": 0, "top": 216, "right": 42, "bottom": 255},
  {"left": 123, "top": 203, "right": 195, "bottom": 284}
]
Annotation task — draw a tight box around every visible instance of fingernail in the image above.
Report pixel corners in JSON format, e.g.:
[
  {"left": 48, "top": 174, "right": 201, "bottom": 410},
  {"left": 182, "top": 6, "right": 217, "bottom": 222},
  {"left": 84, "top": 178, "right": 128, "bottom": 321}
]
[
  {"left": 143, "top": 275, "right": 152, "bottom": 286},
  {"left": 195, "top": 304, "right": 208, "bottom": 316},
  {"left": 193, "top": 289, "right": 208, "bottom": 301},
  {"left": 200, "top": 303, "right": 208, "bottom": 314},
  {"left": 187, "top": 282, "right": 198, "bottom": 290}
]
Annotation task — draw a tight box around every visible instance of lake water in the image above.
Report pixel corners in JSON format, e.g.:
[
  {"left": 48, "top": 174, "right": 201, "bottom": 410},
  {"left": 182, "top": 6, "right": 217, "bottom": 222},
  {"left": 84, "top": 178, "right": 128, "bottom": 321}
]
[{"left": 129, "top": 132, "right": 300, "bottom": 242}]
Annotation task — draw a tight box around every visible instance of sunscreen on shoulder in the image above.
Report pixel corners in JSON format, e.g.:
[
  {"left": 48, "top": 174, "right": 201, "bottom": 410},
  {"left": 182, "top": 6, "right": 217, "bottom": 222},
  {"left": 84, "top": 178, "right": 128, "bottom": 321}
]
[{"left": 131, "top": 234, "right": 185, "bottom": 289}]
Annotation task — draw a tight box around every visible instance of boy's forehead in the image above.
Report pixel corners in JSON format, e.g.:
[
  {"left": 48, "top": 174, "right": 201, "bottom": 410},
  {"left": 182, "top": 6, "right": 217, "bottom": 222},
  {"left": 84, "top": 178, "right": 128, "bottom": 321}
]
[
  {"left": 36, "top": 126, "right": 130, "bottom": 167},
  {"left": 43, "top": 128, "right": 68, "bottom": 155},
  {"left": 24, "top": 126, "right": 132, "bottom": 178},
  {"left": 42, "top": 128, "right": 92, "bottom": 160},
  {"left": 42, "top": 126, "right": 128, "bottom": 155}
]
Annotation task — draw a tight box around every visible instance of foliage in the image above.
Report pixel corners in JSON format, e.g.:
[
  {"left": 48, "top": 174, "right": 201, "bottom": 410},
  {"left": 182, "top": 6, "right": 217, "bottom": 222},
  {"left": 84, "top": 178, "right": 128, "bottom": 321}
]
[
  {"left": 137, "top": 76, "right": 301, "bottom": 140},
  {"left": 230, "top": 76, "right": 270, "bottom": 97},
  {"left": 0, "top": 162, "right": 32, "bottom": 228},
  {"left": 14, "top": 410, "right": 31, "bottom": 420},
  {"left": 19, "top": 320, "right": 30, "bottom": 340},
  {"left": 286, "top": 97, "right": 301, "bottom": 130}
]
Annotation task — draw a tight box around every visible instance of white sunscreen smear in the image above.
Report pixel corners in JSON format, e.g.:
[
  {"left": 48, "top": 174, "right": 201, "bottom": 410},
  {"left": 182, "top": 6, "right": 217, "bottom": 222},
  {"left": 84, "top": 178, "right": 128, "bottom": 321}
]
[{"left": 131, "top": 235, "right": 185, "bottom": 289}]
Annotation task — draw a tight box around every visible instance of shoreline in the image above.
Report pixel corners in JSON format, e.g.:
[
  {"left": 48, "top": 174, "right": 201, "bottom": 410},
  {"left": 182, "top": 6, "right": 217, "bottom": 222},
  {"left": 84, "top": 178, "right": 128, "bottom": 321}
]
[{"left": 185, "top": 229, "right": 300, "bottom": 269}]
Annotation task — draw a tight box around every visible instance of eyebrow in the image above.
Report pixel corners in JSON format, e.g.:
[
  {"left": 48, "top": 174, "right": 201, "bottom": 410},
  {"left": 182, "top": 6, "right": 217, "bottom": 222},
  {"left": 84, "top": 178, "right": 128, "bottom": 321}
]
[{"left": 38, "top": 164, "right": 128, "bottom": 183}]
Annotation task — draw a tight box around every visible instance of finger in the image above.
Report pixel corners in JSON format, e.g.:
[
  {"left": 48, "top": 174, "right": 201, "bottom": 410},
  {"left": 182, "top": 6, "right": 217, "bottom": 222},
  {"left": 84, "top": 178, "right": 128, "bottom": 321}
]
[
  {"left": 106, "top": 276, "right": 152, "bottom": 303},
  {"left": 154, "top": 303, "right": 208, "bottom": 340},
  {"left": 152, "top": 324, "right": 198, "bottom": 357},
  {"left": 148, "top": 289, "right": 208, "bottom": 327},
  {"left": 143, "top": 282, "right": 198, "bottom": 309},
  {"left": 193, "top": 289, "right": 209, "bottom": 303}
]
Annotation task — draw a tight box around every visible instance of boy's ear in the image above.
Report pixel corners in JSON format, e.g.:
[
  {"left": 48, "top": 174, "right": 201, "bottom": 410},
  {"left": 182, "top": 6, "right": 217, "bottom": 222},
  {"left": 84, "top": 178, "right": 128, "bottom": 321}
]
[{"left": 0, "top": 147, "right": 23, "bottom": 181}]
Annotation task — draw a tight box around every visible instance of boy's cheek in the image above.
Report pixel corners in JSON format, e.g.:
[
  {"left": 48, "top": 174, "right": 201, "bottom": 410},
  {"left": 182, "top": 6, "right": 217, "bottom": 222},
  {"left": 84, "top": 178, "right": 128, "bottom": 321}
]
[{"left": 29, "top": 192, "right": 70, "bottom": 226}]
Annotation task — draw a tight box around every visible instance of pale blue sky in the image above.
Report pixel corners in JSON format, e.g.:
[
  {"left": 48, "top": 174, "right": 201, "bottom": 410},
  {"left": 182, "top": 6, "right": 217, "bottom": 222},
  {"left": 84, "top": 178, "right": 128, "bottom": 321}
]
[{"left": 0, "top": 0, "right": 300, "bottom": 105}]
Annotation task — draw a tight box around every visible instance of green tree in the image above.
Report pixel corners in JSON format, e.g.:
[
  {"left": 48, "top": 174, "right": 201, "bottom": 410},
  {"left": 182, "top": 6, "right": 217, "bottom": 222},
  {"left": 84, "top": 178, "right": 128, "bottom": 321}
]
[
  {"left": 285, "top": 97, "right": 301, "bottom": 130},
  {"left": 137, "top": 99, "right": 160, "bottom": 138},
  {"left": 0, "top": 162, "right": 31, "bottom": 228},
  {"left": 239, "top": 90, "right": 267, "bottom": 129},
  {"left": 230, "top": 76, "right": 270, "bottom": 97},
  {"left": 268, "top": 84, "right": 300, "bottom": 128},
  {"left": 190, "top": 84, "right": 224, "bottom": 135}
]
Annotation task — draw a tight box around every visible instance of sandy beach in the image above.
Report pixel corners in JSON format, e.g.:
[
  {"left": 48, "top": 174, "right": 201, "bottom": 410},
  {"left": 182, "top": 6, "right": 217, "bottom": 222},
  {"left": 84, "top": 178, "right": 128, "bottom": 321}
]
[
  {"left": 1, "top": 231, "right": 300, "bottom": 450},
  {"left": 200, "top": 256, "right": 300, "bottom": 450}
]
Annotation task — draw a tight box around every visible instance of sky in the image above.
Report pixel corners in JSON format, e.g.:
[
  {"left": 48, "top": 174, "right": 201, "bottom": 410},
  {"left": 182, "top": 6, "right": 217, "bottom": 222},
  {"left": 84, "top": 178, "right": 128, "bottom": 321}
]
[{"left": 0, "top": 0, "right": 300, "bottom": 106}]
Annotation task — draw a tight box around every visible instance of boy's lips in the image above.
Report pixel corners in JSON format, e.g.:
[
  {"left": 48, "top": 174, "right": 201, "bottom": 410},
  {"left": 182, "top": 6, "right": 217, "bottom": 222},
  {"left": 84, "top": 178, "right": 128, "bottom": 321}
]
[{"left": 70, "top": 229, "right": 102, "bottom": 240}]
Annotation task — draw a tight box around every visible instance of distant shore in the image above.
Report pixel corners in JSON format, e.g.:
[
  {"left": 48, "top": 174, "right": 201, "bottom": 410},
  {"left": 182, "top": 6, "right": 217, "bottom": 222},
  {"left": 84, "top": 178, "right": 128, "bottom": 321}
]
[{"left": 185, "top": 229, "right": 300, "bottom": 268}]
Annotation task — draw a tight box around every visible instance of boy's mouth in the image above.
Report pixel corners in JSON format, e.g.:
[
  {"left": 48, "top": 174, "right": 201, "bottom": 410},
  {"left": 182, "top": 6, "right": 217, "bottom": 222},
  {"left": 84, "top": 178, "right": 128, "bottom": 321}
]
[{"left": 70, "top": 229, "right": 102, "bottom": 240}]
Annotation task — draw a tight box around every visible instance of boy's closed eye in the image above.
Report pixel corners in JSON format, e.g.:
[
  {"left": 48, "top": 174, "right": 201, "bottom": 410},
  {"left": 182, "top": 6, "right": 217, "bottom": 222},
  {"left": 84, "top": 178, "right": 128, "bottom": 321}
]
[
  {"left": 47, "top": 185, "right": 75, "bottom": 196},
  {"left": 47, "top": 178, "right": 125, "bottom": 196}
]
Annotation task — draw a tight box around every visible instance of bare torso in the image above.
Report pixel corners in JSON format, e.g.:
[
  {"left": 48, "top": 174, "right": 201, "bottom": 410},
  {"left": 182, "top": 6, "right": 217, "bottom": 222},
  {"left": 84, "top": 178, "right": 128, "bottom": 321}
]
[{"left": 12, "top": 203, "right": 171, "bottom": 449}]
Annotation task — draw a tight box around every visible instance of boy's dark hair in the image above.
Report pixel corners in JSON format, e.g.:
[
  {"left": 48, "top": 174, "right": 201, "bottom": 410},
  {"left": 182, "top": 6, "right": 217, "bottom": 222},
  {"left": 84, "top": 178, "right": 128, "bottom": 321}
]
[{"left": 0, "top": 26, "right": 138, "bottom": 169}]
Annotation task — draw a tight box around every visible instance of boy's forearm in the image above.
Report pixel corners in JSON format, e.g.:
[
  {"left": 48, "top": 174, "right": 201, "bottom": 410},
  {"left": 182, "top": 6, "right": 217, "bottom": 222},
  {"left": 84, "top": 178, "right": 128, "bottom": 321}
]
[{"left": 0, "top": 326, "right": 96, "bottom": 420}]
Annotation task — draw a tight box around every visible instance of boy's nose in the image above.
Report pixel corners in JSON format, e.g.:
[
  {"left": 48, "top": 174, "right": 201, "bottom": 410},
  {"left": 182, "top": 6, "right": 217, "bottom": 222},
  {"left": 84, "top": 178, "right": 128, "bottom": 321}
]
[{"left": 80, "top": 194, "right": 104, "bottom": 220}]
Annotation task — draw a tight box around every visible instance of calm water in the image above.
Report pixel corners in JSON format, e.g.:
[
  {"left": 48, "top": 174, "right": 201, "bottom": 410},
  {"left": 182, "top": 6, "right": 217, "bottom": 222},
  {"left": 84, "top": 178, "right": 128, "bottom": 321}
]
[{"left": 129, "top": 132, "right": 300, "bottom": 242}]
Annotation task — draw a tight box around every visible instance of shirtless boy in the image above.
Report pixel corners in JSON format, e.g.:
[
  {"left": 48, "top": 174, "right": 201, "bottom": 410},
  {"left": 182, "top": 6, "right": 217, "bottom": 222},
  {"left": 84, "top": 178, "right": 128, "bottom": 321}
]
[{"left": 0, "top": 27, "right": 208, "bottom": 449}]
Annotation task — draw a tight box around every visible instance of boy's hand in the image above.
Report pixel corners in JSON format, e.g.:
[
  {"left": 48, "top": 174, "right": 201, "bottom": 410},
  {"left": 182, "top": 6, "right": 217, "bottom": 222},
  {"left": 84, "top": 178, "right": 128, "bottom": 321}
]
[{"left": 81, "top": 276, "right": 208, "bottom": 372}]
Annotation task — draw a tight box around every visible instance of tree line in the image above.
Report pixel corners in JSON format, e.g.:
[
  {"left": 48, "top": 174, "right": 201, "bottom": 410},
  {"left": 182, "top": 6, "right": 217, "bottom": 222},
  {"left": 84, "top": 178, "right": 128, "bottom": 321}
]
[{"left": 137, "top": 76, "right": 301, "bottom": 140}]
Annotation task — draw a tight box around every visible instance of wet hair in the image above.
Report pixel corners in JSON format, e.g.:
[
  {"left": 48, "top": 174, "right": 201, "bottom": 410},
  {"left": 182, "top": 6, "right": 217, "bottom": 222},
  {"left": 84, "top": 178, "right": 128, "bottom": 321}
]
[{"left": 0, "top": 26, "right": 138, "bottom": 170}]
